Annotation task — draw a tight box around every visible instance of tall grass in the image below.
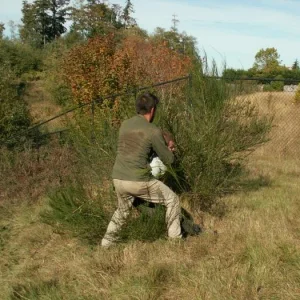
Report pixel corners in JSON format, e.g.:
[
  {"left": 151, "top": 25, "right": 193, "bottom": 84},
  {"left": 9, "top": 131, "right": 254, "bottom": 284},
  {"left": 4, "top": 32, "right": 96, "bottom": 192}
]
[{"left": 42, "top": 184, "right": 110, "bottom": 243}]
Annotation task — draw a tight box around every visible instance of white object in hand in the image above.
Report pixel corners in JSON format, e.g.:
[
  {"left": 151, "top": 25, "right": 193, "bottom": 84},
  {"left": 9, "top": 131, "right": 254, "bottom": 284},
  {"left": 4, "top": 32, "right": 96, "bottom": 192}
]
[{"left": 150, "top": 157, "right": 167, "bottom": 178}]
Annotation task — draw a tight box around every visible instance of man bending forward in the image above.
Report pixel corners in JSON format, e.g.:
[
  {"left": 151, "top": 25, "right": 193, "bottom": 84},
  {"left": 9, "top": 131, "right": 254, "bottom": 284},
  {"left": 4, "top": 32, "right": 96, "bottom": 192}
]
[{"left": 101, "top": 92, "right": 182, "bottom": 247}]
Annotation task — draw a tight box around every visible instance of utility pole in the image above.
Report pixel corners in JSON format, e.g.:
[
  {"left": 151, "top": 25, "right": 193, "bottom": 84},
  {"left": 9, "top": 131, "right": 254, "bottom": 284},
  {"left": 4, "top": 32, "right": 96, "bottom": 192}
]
[{"left": 171, "top": 14, "right": 179, "bottom": 32}]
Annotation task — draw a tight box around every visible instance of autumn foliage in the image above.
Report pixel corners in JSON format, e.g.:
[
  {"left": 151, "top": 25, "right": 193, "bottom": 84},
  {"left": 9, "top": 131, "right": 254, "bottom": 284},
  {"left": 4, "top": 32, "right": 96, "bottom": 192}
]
[{"left": 62, "top": 34, "right": 192, "bottom": 105}]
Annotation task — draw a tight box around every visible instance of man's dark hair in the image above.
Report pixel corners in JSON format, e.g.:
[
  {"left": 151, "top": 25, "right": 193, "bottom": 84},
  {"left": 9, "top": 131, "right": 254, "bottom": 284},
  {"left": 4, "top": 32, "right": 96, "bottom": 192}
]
[{"left": 136, "top": 92, "right": 159, "bottom": 115}]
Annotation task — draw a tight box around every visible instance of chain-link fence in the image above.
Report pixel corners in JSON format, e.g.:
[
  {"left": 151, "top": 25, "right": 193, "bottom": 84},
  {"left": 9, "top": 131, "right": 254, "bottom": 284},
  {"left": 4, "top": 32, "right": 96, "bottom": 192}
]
[
  {"left": 28, "top": 76, "right": 300, "bottom": 160},
  {"left": 226, "top": 78, "right": 300, "bottom": 160},
  {"left": 28, "top": 75, "right": 191, "bottom": 136}
]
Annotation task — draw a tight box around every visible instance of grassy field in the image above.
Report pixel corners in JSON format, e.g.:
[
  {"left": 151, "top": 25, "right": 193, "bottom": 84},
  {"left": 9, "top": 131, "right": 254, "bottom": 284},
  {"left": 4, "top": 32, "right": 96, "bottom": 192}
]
[{"left": 0, "top": 92, "right": 299, "bottom": 299}]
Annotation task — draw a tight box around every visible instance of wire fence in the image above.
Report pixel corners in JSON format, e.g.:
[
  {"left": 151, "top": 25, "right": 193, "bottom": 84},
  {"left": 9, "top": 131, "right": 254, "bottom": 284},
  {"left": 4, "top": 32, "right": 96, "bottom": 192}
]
[
  {"left": 231, "top": 80, "right": 300, "bottom": 159},
  {"left": 28, "top": 75, "right": 191, "bottom": 134},
  {"left": 25, "top": 75, "right": 300, "bottom": 159}
]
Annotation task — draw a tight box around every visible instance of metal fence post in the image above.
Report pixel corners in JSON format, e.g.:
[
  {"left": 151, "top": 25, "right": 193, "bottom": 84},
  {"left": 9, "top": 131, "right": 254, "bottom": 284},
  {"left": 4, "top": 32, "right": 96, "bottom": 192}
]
[
  {"left": 91, "top": 100, "right": 95, "bottom": 143},
  {"left": 188, "top": 73, "right": 192, "bottom": 107}
]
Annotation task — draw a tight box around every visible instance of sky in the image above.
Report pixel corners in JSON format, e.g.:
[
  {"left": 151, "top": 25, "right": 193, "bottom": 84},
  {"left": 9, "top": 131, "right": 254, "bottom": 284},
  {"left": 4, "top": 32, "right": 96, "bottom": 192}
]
[{"left": 1, "top": 0, "right": 300, "bottom": 70}]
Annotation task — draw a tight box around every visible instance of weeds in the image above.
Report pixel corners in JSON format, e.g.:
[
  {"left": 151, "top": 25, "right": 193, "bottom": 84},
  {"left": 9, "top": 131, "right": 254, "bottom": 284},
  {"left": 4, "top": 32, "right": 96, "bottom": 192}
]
[
  {"left": 0, "top": 140, "right": 75, "bottom": 203},
  {"left": 42, "top": 184, "right": 110, "bottom": 243},
  {"left": 42, "top": 183, "right": 167, "bottom": 244},
  {"left": 11, "top": 280, "right": 59, "bottom": 300}
]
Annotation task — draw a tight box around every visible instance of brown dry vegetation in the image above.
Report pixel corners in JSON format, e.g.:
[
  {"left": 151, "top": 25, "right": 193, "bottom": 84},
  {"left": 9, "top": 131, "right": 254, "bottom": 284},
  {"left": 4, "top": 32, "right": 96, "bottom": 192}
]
[
  {"left": 0, "top": 92, "right": 300, "bottom": 299},
  {"left": 241, "top": 91, "right": 300, "bottom": 159},
  {"left": 0, "top": 141, "right": 76, "bottom": 204}
]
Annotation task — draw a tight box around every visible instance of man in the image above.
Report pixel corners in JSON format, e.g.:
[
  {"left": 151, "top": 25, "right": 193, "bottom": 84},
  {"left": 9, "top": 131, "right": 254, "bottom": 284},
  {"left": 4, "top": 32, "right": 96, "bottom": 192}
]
[{"left": 101, "top": 92, "right": 182, "bottom": 247}]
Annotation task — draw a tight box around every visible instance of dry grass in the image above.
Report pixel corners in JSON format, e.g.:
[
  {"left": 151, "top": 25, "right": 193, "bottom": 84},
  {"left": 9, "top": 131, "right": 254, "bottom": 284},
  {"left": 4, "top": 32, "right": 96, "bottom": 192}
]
[
  {"left": 1, "top": 164, "right": 299, "bottom": 299},
  {"left": 24, "top": 80, "right": 69, "bottom": 131},
  {"left": 1, "top": 91, "right": 300, "bottom": 299},
  {"left": 0, "top": 141, "right": 76, "bottom": 204},
  {"left": 241, "top": 91, "right": 300, "bottom": 159}
]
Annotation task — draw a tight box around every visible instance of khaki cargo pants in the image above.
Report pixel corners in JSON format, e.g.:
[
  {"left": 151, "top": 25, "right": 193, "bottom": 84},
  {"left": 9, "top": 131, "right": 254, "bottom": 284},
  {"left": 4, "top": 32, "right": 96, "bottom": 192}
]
[{"left": 101, "top": 179, "right": 182, "bottom": 246}]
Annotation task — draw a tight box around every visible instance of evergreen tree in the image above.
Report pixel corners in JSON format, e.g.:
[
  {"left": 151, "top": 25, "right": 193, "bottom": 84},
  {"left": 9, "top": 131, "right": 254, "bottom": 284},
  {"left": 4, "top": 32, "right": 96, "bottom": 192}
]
[
  {"left": 152, "top": 27, "right": 197, "bottom": 58},
  {"left": 292, "top": 59, "right": 299, "bottom": 71},
  {"left": 48, "top": 0, "right": 70, "bottom": 41},
  {"left": 111, "top": 4, "right": 122, "bottom": 24},
  {"left": 20, "top": 0, "right": 69, "bottom": 47},
  {"left": 36, "top": 0, "right": 52, "bottom": 46},
  {"left": 171, "top": 14, "right": 179, "bottom": 32},
  {"left": 70, "top": 1, "right": 123, "bottom": 38},
  {"left": 0, "top": 23, "right": 5, "bottom": 39},
  {"left": 122, "top": 0, "right": 136, "bottom": 28},
  {"left": 20, "top": 1, "right": 42, "bottom": 47}
]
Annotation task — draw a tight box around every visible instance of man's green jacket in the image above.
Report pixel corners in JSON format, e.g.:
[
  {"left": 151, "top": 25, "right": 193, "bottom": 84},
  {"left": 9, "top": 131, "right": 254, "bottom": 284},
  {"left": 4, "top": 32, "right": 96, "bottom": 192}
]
[{"left": 112, "top": 115, "right": 174, "bottom": 181}]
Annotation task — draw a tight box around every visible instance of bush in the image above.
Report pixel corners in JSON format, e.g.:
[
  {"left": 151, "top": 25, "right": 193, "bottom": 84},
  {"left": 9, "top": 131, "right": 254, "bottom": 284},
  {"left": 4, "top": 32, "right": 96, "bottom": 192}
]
[
  {"left": 62, "top": 34, "right": 192, "bottom": 105},
  {"left": 263, "top": 75, "right": 284, "bottom": 92},
  {"left": 42, "top": 183, "right": 167, "bottom": 244},
  {"left": 0, "top": 62, "right": 45, "bottom": 149},
  {"left": 155, "top": 67, "right": 271, "bottom": 209},
  {"left": 0, "top": 64, "right": 30, "bottom": 148},
  {"left": 0, "top": 141, "right": 75, "bottom": 203},
  {"left": 43, "top": 41, "right": 73, "bottom": 106},
  {"left": 0, "top": 40, "right": 43, "bottom": 76},
  {"left": 42, "top": 185, "right": 110, "bottom": 243},
  {"left": 0, "top": 40, "right": 43, "bottom": 149}
]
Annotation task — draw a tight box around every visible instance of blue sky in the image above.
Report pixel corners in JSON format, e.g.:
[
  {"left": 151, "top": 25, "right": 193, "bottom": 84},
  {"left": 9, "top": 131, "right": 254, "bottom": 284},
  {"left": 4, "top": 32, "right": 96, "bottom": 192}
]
[{"left": 1, "top": 0, "right": 300, "bottom": 70}]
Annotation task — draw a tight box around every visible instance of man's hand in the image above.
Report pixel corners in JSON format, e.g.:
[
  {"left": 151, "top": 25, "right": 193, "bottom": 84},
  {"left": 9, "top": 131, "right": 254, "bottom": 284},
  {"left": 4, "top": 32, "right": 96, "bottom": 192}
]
[
  {"left": 163, "top": 130, "right": 176, "bottom": 152},
  {"left": 168, "top": 140, "right": 176, "bottom": 152}
]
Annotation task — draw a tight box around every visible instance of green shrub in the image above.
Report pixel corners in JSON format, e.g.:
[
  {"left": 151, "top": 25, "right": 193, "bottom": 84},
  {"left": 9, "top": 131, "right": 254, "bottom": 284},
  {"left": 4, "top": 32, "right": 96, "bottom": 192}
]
[
  {"left": 43, "top": 41, "right": 73, "bottom": 106},
  {"left": 42, "top": 184, "right": 110, "bottom": 243},
  {"left": 119, "top": 205, "right": 166, "bottom": 242},
  {"left": 155, "top": 67, "right": 271, "bottom": 209},
  {"left": 20, "top": 70, "right": 42, "bottom": 82},
  {"left": 42, "top": 183, "right": 166, "bottom": 244},
  {"left": 263, "top": 75, "right": 284, "bottom": 92},
  {"left": 0, "top": 40, "right": 43, "bottom": 76},
  {"left": 0, "top": 64, "right": 30, "bottom": 148},
  {"left": 0, "top": 63, "right": 43, "bottom": 149},
  {"left": 263, "top": 84, "right": 272, "bottom": 92},
  {"left": 271, "top": 75, "right": 284, "bottom": 91}
]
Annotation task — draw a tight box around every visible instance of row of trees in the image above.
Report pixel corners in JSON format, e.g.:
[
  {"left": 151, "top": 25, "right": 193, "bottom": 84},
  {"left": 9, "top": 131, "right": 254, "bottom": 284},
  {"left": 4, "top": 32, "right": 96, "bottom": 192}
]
[
  {"left": 1, "top": 0, "right": 197, "bottom": 57},
  {"left": 223, "top": 47, "right": 300, "bottom": 82},
  {"left": 0, "top": 0, "right": 137, "bottom": 48}
]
